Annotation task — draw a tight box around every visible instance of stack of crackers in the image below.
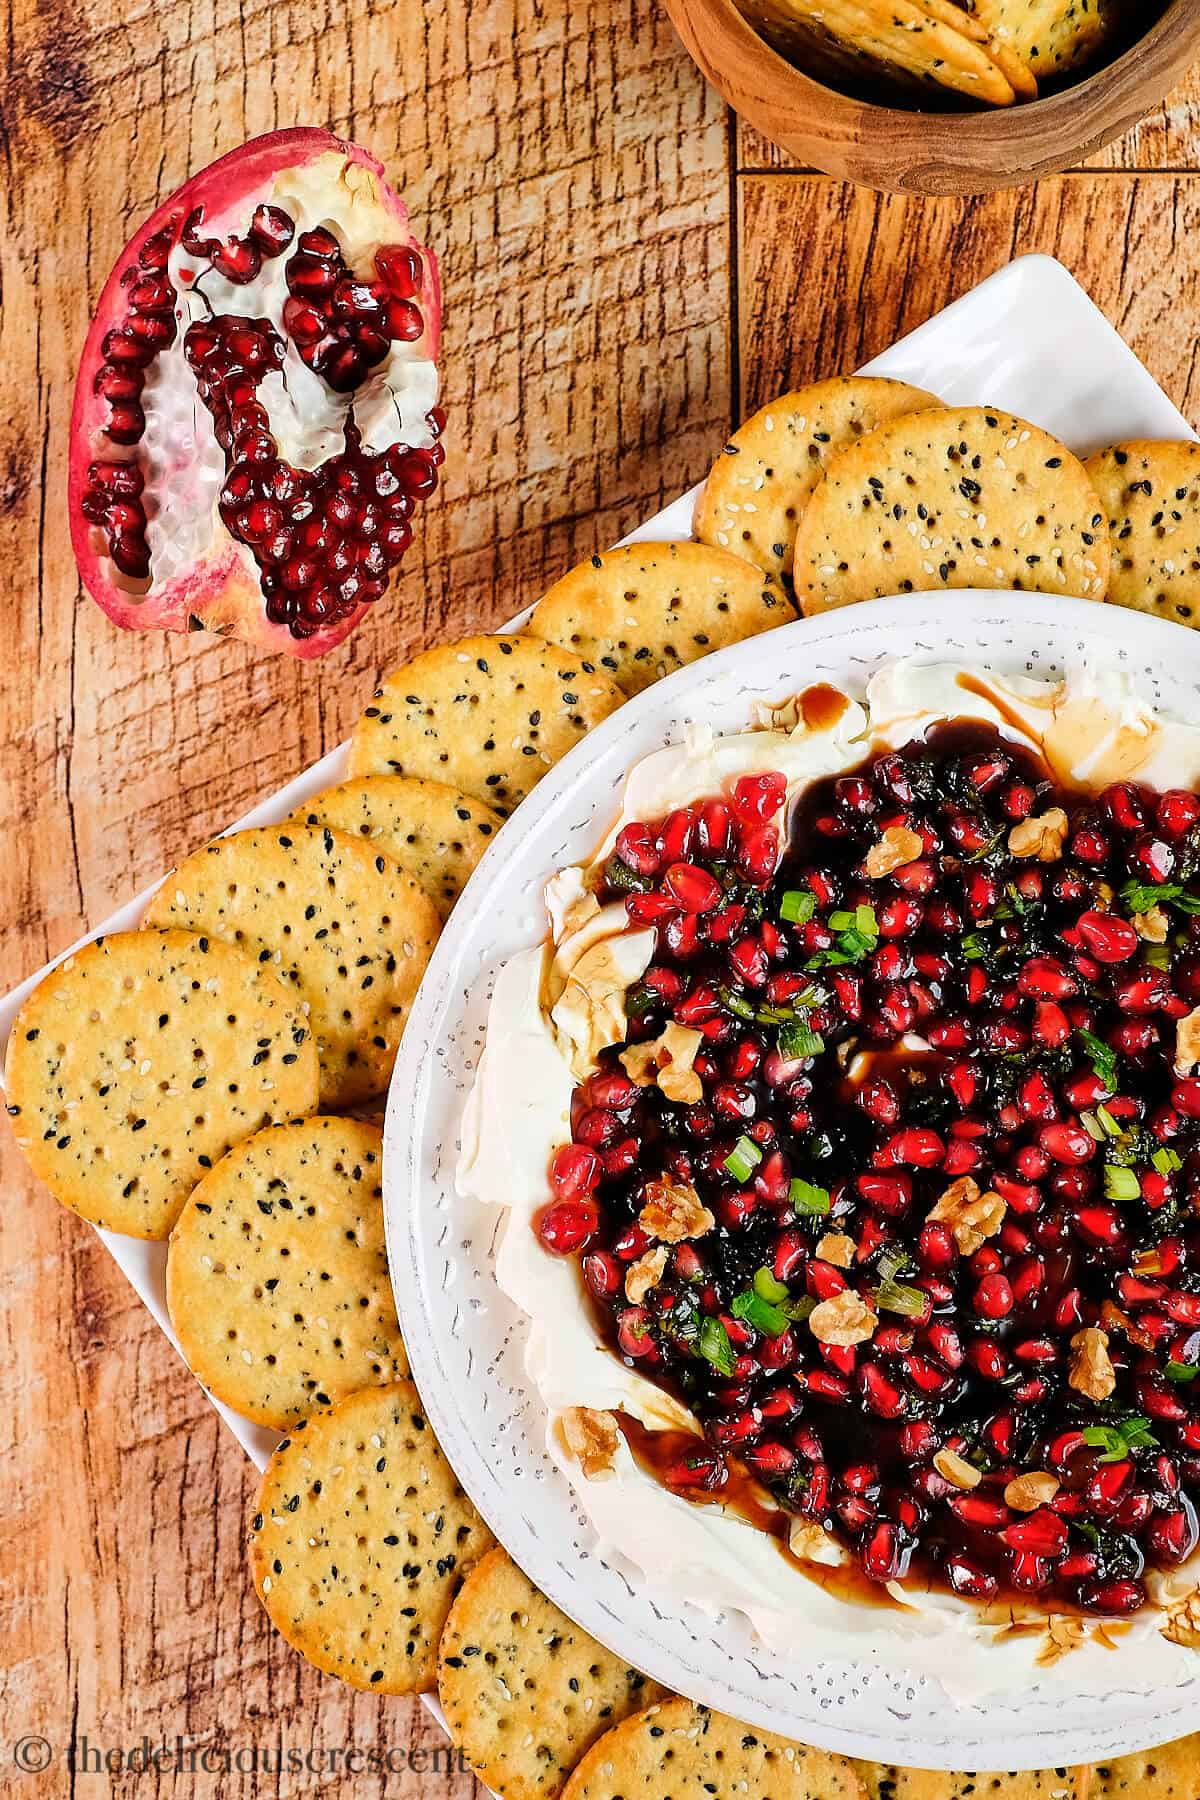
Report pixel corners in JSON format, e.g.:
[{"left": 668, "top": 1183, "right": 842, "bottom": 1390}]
[
  {"left": 7, "top": 369, "right": 1200, "bottom": 1797},
  {"left": 734, "top": 0, "right": 1132, "bottom": 107}
]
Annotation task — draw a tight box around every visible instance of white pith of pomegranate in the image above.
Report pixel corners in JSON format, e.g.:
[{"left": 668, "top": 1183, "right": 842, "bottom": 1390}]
[{"left": 69, "top": 128, "right": 443, "bottom": 658}]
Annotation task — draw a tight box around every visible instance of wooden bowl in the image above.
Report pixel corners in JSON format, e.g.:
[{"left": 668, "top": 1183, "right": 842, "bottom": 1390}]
[{"left": 664, "top": 0, "right": 1200, "bottom": 195}]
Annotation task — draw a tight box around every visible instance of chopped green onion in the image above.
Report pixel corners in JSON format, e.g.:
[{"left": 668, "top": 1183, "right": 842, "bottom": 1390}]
[
  {"left": 876, "top": 1279, "right": 928, "bottom": 1319},
  {"left": 855, "top": 903, "right": 878, "bottom": 936},
  {"left": 754, "top": 1266, "right": 790, "bottom": 1304},
  {"left": 724, "top": 1135, "right": 762, "bottom": 1183},
  {"left": 1143, "top": 943, "right": 1171, "bottom": 970},
  {"left": 1152, "top": 1146, "right": 1183, "bottom": 1176},
  {"left": 698, "top": 1316, "right": 735, "bottom": 1377},
  {"left": 625, "top": 983, "right": 656, "bottom": 1019},
  {"left": 1095, "top": 1105, "right": 1122, "bottom": 1139},
  {"left": 1166, "top": 1360, "right": 1198, "bottom": 1383},
  {"left": 1082, "top": 1416, "right": 1158, "bottom": 1463},
  {"left": 828, "top": 910, "right": 854, "bottom": 932},
  {"left": 1103, "top": 1165, "right": 1141, "bottom": 1203},
  {"left": 876, "top": 1245, "right": 916, "bottom": 1284},
  {"left": 1081, "top": 1111, "right": 1105, "bottom": 1143},
  {"left": 780, "top": 889, "right": 816, "bottom": 924},
  {"left": 789, "top": 1176, "right": 831, "bottom": 1217},
  {"left": 785, "top": 1294, "right": 816, "bottom": 1324},
  {"left": 716, "top": 985, "right": 756, "bottom": 1023},
  {"left": 731, "top": 1289, "right": 789, "bottom": 1338},
  {"left": 961, "top": 932, "right": 987, "bottom": 961},
  {"left": 778, "top": 1022, "right": 825, "bottom": 1060}
]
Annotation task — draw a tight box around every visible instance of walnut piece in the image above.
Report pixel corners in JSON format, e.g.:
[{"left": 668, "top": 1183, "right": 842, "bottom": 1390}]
[
  {"left": 864, "top": 825, "right": 924, "bottom": 879},
  {"left": 808, "top": 1288, "right": 877, "bottom": 1348},
  {"left": 625, "top": 1246, "right": 668, "bottom": 1304},
  {"left": 1134, "top": 904, "right": 1169, "bottom": 945},
  {"left": 933, "top": 1448, "right": 981, "bottom": 1491},
  {"left": 1175, "top": 1005, "right": 1200, "bottom": 1078},
  {"left": 1004, "top": 1471, "right": 1061, "bottom": 1512},
  {"left": 814, "top": 1231, "right": 855, "bottom": 1270},
  {"left": 1008, "top": 808, "right": 1069, "bottom": 862},
  {"left": 639, "top": 1179, "right": 715, "bottom": 1244},
  {"left": 1068, "top": 1327, "right": 1116, "bottom": 1401},
  {"left": 926, "top": 1176, "right": 1006, "bottom": 1257},
  {"left": 1164, "top": 1587, "right": 1200, "bottom": 1649},
  {"left": 1100, "top": 1297, "right": 1157, "bottom": 1353},
  {"left": 620, "top": 1022, "right": 704, "bottom": 1105},
  {"left": 560, "top": 1406, "right": 621, "bottom": 1481}
]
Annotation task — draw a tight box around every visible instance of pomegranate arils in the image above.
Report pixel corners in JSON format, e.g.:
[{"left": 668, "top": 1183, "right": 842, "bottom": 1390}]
[
  {"left": 539, "top": 721, "right": 1200, "bottom": 1621},
  {"left": 71, "top": 131, "right": 441, "bottom": 655}
]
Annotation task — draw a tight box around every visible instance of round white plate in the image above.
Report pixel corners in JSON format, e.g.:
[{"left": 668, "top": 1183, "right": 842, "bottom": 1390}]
[{"left": 385, "top": 592, "right": 1200, "bottom": 1770}]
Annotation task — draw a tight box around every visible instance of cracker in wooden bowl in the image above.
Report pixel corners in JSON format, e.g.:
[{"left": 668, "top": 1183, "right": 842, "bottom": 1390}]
[
  {"left": 793, "top": 405, "right": 1109, "bottom": 612},
  {"left": 530, "top": 542, "right": 796, "bottom": 696},
  {"left": 4, "top": 928, "right": 318, "bottom": 1239},
  {"left": 859, "top": 1764, "right": 1091, "bottom": 1799},
  {"left": 561, "top": 1696, "right": 866, "bottom": 1800},
  {"left": 167, "top": 1116, "right": 406, "bottom": 1429},
  {"left": 143, "top": 824, "right": 440, "bottom": 1110},
  {"left": 249, "top": 1381, "right": 496, "bottom": 1694},
  {"left": 288, "top": 774, "right": 502, "bottom": 919},
  {"left": 350, "top": 634, "right": 625, "bottom": 815},
  {"left": 438, "top": 1546, "right": 669, "bottom": 1799},
  {"left": 734, "top": 0, "right": 1018, "bottom": 105},
  {"left": 1084, "top": 440, "right": 1200, "bottom": 628},
  {"left": 968, "top": 0, "right": 1125, "bottom": 79},
  {"left": 696, "top": 378, "right": 941, "bottom": 581}
]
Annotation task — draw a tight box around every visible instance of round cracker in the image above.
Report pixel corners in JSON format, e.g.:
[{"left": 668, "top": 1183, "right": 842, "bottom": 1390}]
[
  {"left": 735, "top": 0, "right": 1017, "bottom": 105},
  {"left": 1092, "top": 1734, "right": 1200, "bottom": 1797},
  {"left": 249, "top": 1381, "right": 496, "bottom": 1694},
  {"left": 529, "top": 542, "right": 796, "bottom": 697},
  {"left": 969, "top": 0, "right": 1123, "bottom": 78},
  {"left": 1084, "top": 440, "right": 1200, "bottom": 628},
  {"left": 4, "top": 929, "right": 318, "bottom": 1240},
  {"left": 167, "top": 1116, "right": 407, "bottom": 1429},
  {"left": 793, "top": 405, "right": 1110, "bottom": 612},
  {"left": 861, "top": 1768, "right": 1090, "bottom": 1800},
  {"left": 287, "top": 775, "right": 502, "bottom": 919},
  {"left": 562, "top": 1697, "right": 866, "bottom": 1800},
  {"left": 143, "top": 824, "right": 440, "bottom": 1109},
  {"left": 439, "top": 1547, "right": 670, "bottom": 1800},
  {"left": 349, "top": 634, "right": 625, "bottom": 816},
  {"left": 695, "top": 378, "right": 941, "bottom": 581}
]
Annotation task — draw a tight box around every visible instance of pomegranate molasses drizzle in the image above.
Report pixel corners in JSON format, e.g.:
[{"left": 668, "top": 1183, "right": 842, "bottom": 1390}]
[{"left": 538, "top": 717, "right": 1200, "bottom": 1618}]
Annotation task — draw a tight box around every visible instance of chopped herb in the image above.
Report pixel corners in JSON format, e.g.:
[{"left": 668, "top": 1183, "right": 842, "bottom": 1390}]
[
  {"left": 876, "top": 1245, "right": 916, "bottom": 1284},
  {"left": 806, "top": 903, "right": 878, "bottom": 968},
  {"left": 1077, "top": 1028, "right": 1118, "bottom": 1093},
  {"left": 1103, "top": 1164, "right": 1141, "bottom": 1203},
  {"left": 780, "top": 889, "right": 816, "bottom": 924},
  {"left": 1152, "top": 1146, "right": 1183, "bottom": 1176},
  {"left": 1166, "top": 1360, "right": 1198, "bottom": 1383},
  {"left": 1081, "top": 1416, "right": 1159, "bottom": 1463},
  {"left": 724, "top": 1135, "right": 762, "bottom": 1183},
  {"left": 876, "top": 1278, "right": 927, "bottom": 1319},
  {"left": 789, "top": 1176, "right": 831, "bottom": 1217},
  {"left": 754, "top": 1266, "right": 790, "bottom": 1304},
  {"left": 1081, "top": 1111, "right": 1106, "bottom": 1143},
  {"left": 625, "top": 983, "right": 657, "bottom": 1019},
  {"left": 1095, "top": 1105, "right": 1122, "bottom": 1139},
  {"left": 605, "top": 855, "right": 652, "bottom": 894},
  {"left": 1143, "top": 943, "right": 1172, "bottom": 970},
  {"left": 961, "top": 932, "right": 987, "bottom": 961},
  {"left": 731, "top": 1289, "right": 789, "bottom": 1338},
  {"left": 698, "top": 1316, "right": 735, "bottom": 1377},
  {"left": 1120, "top": 878, "right": 1200, "bottom": 917},
  {"left": 716, "top": 985, "right": 756, "bottom": 1023},
  {"left": 778, "top": 1022, "right": 825, "bottom": 1060}
]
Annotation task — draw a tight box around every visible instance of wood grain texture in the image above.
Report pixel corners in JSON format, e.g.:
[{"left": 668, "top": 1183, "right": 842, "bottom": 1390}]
[
  {"left": 0, "top": 2, "right": 728, "bottom": 1794},
  {"left": 737, "top": 174, "right": 1200, "bottom": 424}
]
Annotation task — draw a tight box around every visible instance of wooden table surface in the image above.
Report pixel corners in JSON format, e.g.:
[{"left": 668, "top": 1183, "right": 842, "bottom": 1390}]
[{"left": 3, "top": 3, "right": 1200, "bottom": 1793}]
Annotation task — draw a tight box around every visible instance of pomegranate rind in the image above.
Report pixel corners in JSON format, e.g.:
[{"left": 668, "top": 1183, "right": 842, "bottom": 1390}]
[{"left": 69, "top": 127, "right": 441, "bottom": 659}]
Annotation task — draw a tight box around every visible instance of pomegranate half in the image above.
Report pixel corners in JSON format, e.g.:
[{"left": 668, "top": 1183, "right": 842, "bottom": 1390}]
[{"left": 69, "top": 128, "right": 443, "bottom": 657}]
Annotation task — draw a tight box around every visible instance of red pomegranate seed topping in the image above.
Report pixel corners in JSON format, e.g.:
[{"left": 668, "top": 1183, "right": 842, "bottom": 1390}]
[
  {"left": 732, "top": 771, "right": 788, "bottom": 824},
  {"left": 537, "top": 1198, "right": 600, "bottom": 1255},
  {"left": 538, "top": 723, "right": 1200, "bottom": 1620}
]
